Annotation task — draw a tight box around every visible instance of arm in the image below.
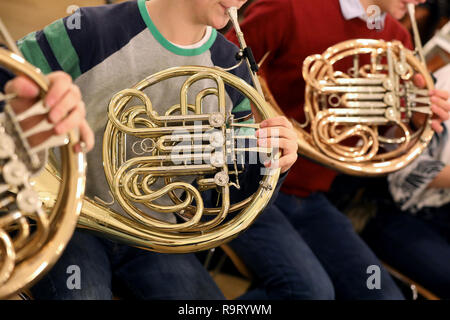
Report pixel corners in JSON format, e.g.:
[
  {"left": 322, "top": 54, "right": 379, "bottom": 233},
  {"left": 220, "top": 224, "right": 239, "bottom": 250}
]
[
  {"left": 388, "top": 132, "right": 446, "bottom": 211},
  {"left": 4, "top": 73, "right": 94, "bottom": 152},
  {"left": 427, "top": 165, "right": 450, "bottom": 188},
  {"left": 1, "top": 21, "right": 94, "bottom": 151},
  {"left": 16, "top": 6, "right": 104, "bottom": 81},
  {"left": 4, "top": 7, "right": 116, "bottom": 151},
  {"left": 389, "top": 64, "right": 450, "bottom": 211}
]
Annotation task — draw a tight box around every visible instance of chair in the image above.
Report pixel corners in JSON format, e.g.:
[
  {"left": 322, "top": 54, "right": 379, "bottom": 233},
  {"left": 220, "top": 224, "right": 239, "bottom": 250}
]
[{"left": 215, "top": 228, "right": 441, "bottom": 300}]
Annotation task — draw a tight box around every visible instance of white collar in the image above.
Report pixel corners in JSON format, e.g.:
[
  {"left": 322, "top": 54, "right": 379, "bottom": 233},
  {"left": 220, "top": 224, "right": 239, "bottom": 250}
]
[
  {"left": 169, "top": 26, "right": 212, "bottom": 49},
  {"left": 339, "top": 0, "right": 387, "bottom": 26}
]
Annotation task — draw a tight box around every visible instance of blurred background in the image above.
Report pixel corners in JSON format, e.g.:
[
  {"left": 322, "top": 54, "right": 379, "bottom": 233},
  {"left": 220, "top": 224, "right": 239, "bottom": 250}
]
[
  {"left": 1, "top": 0, "right": 448, "bottom": 42},
  {"left": 1, "top": 0, "right": 448, "bottom": 72},
  {"left": 0, "top": 0, "right": 127, "bottom": 40},
  {"left": 0, "top": 0, "right": 449, "bottom": 300}
]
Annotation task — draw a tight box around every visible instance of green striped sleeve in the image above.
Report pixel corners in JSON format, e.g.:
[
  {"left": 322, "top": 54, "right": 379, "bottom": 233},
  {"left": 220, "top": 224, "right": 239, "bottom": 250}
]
[
  {"left": 43, "top": 19, "right": 82, "bottom": 79},
  {"left": 17, "top": 32, "right": 53, "bottom": 75},
  {"left": 233, "top": 97, "right": 252, "bottom": 113},
  {"left": 235, "top": 118, "right": 256, "bottom": 136},
  {"left": 232, "top": 98, "right": 254, "bottom": 135}
]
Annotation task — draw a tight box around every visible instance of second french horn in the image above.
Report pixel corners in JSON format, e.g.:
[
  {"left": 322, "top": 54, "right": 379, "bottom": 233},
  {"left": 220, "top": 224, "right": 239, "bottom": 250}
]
[{"left": 261, "top": 3, "right": 435, "bottom": 176}]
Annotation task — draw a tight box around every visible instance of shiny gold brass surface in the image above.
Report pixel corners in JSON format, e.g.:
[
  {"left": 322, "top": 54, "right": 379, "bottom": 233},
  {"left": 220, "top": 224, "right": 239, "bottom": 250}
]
[
  {"left": 0, "top": 22, "right": 86, "bottom": 299},
  {"left": 260, "top": 8, "right": 434, "bottom": 176},
  {"left": 66, "top": 7, "right": 280, "bottom": 254},
  {"left": 73, "top": 65, "right": 280, "bottom": 253},
  {"left": 299, "top": 39, "right": 434, "bottom": 176}
]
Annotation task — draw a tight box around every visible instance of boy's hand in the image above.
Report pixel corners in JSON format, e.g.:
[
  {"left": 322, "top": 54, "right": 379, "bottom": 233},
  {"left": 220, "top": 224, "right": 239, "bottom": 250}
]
[
  {"left": 256, "top": 116, "right": 298, "bottom": 173},
  {"left": 413, "top": 74, "right": 450, "bottom": 134},
  {"left": 4, "top": 72, "right": 94, "bottom": 152}
]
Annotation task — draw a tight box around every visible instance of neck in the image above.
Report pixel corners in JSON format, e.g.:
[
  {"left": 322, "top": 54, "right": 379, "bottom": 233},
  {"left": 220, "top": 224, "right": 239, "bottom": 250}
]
[
  {"left": 146, "top": 0, "right": 207, "bottom": 46},
  {"left": 359, "top": 0, "right": 379, "bottom": 11}
]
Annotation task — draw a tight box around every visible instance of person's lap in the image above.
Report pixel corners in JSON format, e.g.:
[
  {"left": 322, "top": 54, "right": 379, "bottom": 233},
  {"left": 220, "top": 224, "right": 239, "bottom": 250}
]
[
  {"left": 230, "top": 191, "right": 404, "bottom": 300},
  {"left": 112, "top": 246, "right": 224, "bottom": 300},
  {"left": 30, "top": 230, "right": 224, "bottom": 300},
  {"left": 229, "top": 203, "right": 335, "bottom": 300},
  {"left": 30, "top": 231, "right": 113, "bottom": 300},
  {"left": 277, "top": 192, "right": 404, "bottom": 300},
  {"left": 362, "top": 204, "right": 450, "bottom": 299}
]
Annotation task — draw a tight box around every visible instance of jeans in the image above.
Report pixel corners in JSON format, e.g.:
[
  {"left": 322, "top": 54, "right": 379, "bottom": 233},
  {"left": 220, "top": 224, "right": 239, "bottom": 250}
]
[
  {"left": 229, "top": 192, "right": 404, "bottom": 300},
  {"left": 30, "top": 231, "right": 225, "bottom": 300},
  {"left": 362, "top": 202, "right": 450, "bottom": 299}
]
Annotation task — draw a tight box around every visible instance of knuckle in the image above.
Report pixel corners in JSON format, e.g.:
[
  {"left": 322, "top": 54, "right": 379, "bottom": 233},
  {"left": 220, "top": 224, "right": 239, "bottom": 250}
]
[
  {"left": 71, "top": 84, "right": 81, "bottom": 99},
  {"left": 73, "top": 108, "right": 83, "bottom": 121},
  {"left": 52, "top": 71, "right": 69, "bottom": 81},
  {"left": 287, "top": 120, "right": 294, "bottom": 129},
  {"left": 60, "top": 72, "right": 72, "bottom": 83},
  {"left": 77, "top": 101, "right": 86, "bottom": 117},
  {"left": 289, "top": 130, "right": 297, "bottom": 139},
  {"left": 55, "top": 124, "right": 65, "bottom": 135},
  {"left": 4, "top": 80, "right": 14, "bottom": 93},
  {"left": 289, "top": 140, "right": 298, "bottom": 148}
]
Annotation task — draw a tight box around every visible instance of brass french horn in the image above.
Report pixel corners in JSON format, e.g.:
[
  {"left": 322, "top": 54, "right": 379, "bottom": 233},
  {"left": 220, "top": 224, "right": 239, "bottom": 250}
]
[
  {"left": 261, "top": 3, "right": 435, "bottom": 176},
  {"left": 0, "top": 18, "right": 86, "bottom": 299},
  {"left": 61, "top": 7, "right": 280, "bottom": 253}
]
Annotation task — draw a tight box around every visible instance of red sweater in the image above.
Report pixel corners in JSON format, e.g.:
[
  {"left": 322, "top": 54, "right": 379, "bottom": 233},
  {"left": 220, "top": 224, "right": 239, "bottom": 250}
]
[{"left": 226, "top": 0, "right": 413, "bottom": 198}]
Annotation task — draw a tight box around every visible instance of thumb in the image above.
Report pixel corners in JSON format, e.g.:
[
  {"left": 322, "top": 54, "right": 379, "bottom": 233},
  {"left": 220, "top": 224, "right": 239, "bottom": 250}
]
[{"left": 413, "top": 74, "right": 426, "bottom": 88}]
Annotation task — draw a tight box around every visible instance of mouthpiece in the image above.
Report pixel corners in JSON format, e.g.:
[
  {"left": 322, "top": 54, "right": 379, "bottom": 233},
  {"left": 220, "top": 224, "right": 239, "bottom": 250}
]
[
  {"left": 407, "top": 3, "right": 426, "bottom": 65},
  {"left": 227, "top": 7, "right": 238, "bottom": 23}
]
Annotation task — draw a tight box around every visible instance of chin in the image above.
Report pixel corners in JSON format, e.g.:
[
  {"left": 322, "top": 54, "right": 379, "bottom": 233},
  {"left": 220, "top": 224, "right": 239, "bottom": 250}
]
[
  {"left": 211, "top": 18, "right": 229, "bottom": 30},
  {"left": 391, "top": 9, "right": 407, "bottom": 20}
]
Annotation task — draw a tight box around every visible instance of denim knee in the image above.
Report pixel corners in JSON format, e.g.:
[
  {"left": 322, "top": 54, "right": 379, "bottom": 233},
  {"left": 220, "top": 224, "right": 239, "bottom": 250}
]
[
  {"left": 30, "top": 231, "right": 113, "bottom": 300},
  {"left": 264, "top": 269, "right": 335, "bottom": 300},
  {"left": 114, "top": 252, "right": 224, "bottom": 300},
  {"left": 290, "top": 275, "right": 335, "bottom": 300},
  {"left": 30, "top": 276, "right": 113, "bottom": 300}
]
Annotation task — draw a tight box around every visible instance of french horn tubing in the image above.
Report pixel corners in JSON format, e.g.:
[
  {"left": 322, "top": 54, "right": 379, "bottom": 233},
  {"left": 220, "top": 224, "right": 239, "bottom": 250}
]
[
  {"left": 261, "top": 3, "right": 435, "bottom": 176},
  {"left": 44, "top": 7, "right": 280, "bottom": 254},
  {"left": 0, "top": 18, "right": 86, "bottom": 299}
]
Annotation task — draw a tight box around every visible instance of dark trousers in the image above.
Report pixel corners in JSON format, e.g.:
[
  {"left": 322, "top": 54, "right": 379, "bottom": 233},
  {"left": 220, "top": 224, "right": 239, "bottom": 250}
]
[
  {"left": 30, "top": 231, "right": 225, "bottom": 300},
  {"left": 362, "top": 202, "right": 450, "bottom": 299},
  {"left": 229, "top": 192, "right": 404, "bottom": 300}
]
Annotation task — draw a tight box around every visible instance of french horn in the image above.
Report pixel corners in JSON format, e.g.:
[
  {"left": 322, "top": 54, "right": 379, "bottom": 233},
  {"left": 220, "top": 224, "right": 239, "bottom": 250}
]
[
  {"left": 0, "top": 18, "right": 86, "bottom": 299},
  {"left": 261, "top": 3, "right": 435, "bottom": 176},
  {"left": 53, "top": 7, "right": 280, "bottom": 254}
]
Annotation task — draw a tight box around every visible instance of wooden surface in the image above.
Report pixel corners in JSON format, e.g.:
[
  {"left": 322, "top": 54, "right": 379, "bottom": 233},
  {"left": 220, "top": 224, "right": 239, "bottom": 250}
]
[
  {"left": 211, "top": 273, "right": 251, "bottom": 300},
  {"left": 0, "top": 0, "right": 127, "bottom": 40}
]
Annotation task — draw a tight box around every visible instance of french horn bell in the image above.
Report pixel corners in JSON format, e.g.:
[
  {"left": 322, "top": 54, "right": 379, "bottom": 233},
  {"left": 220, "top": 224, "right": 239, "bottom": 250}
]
[{"left": 0, "top": 18, "right": 86, "bottom": 299}]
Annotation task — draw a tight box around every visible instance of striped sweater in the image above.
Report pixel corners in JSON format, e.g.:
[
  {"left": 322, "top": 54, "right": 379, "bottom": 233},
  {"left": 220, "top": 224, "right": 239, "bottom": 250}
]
[{"left": 10, "top": 0, "right": 277, "bottom": 221}]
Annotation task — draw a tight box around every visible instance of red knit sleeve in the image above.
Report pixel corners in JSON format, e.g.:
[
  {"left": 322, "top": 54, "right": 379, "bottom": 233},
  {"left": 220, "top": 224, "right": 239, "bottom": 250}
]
[
  {"left": 225, "top": 0, "right": 293, "bottom": 63},
  {"left": 398, "top": 27, "right": 414, "bottom": 50}
]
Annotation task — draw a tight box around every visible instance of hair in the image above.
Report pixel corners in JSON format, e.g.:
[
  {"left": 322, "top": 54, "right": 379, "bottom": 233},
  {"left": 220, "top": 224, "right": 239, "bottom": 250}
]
[{"left": 418, "top": 0, "right": 449, "bottom": 42}]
